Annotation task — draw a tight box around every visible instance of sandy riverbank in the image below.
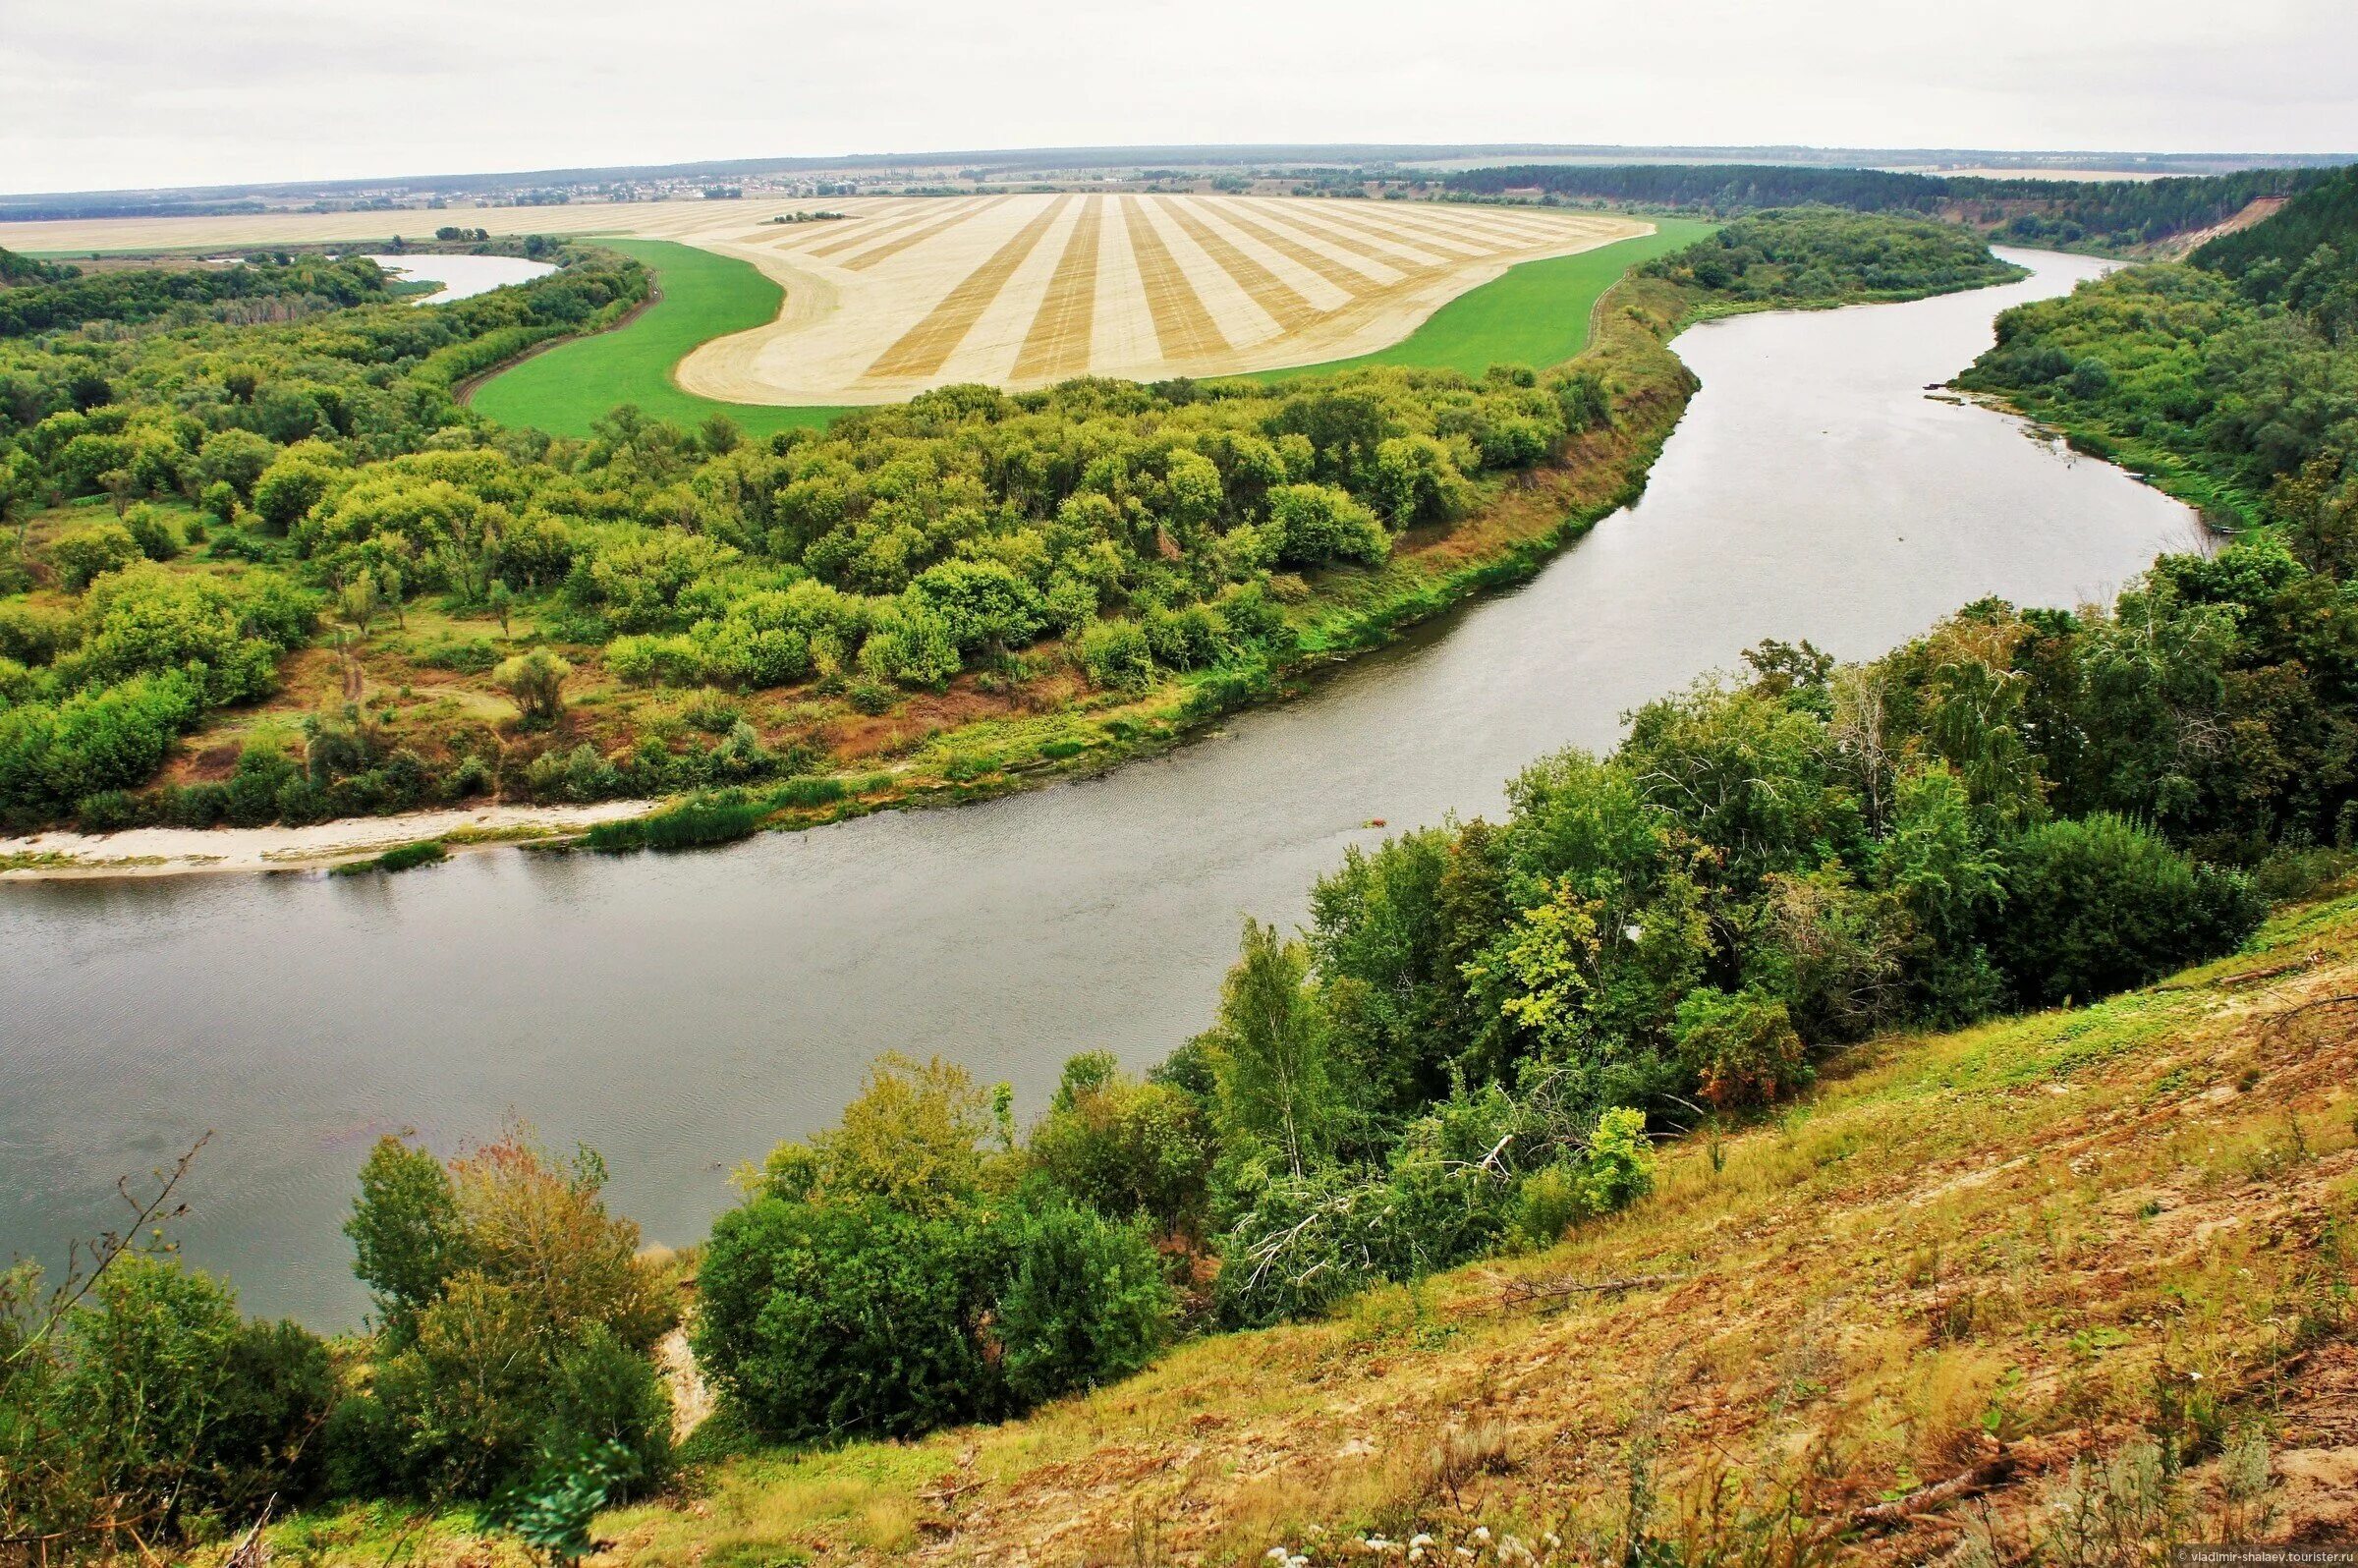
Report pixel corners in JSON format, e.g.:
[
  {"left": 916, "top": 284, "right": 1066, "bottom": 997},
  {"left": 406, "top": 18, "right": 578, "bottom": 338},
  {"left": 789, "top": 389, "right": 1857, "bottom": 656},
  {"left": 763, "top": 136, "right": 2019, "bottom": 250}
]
[{"left": 0, "top": 800, "right": 656, "bottom": 881}]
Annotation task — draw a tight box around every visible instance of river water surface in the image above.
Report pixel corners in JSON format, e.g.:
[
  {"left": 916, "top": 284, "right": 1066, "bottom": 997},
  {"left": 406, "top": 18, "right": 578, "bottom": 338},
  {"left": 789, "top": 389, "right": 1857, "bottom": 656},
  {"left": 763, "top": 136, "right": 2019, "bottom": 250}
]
[{"left": 0, "top": 249, "right": 2207, "bottom": 1323}]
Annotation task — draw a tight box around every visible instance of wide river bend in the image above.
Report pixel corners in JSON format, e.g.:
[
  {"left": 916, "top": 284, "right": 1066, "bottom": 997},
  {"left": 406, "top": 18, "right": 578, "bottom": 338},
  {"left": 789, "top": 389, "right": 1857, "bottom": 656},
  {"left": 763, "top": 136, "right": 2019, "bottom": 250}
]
[{"left": 0, "top": 249, "right": 2206, "bottom": 1323}]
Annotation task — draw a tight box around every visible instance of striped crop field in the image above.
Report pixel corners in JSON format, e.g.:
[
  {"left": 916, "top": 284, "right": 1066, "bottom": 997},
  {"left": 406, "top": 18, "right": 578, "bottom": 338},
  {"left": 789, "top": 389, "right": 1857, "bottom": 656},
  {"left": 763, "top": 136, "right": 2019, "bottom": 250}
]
[
  {"left": 0, "top": 195, "right": 1655, "bottom": 411},
  {"left": 681, "top": 195, "right": 1650, "bottom": 403}
]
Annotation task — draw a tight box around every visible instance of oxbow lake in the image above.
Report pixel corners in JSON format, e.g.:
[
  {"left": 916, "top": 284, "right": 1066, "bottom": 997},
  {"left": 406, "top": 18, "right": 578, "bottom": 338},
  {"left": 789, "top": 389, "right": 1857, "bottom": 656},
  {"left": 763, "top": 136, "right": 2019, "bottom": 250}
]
[
  {"left": 0, "top": 249, "right": 2209, "bottom": 1323},
  {"left": 362, "top": 253, "right": 556, "bottom": 303}
]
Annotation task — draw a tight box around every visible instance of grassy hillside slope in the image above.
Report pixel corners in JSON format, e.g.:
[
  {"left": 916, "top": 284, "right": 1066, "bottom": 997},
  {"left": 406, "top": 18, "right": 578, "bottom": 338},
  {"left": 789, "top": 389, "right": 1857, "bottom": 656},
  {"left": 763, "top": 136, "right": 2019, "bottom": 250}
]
[{"left": 266, "top": 892, "right": 2358, "bottom": 1565}]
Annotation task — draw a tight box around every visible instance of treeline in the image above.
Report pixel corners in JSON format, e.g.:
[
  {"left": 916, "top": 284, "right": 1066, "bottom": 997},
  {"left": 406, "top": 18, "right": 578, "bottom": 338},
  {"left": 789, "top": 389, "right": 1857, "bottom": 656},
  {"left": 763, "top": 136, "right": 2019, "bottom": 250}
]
[
  {"left": 1446, "top": 162, "right": 2333, "bottom": 251},
  {"left": 0, "top": 251, "right": 396, "bottom": 338},
  {"left": 1642, "top": 207, "right": 2022, "bottom": 307},
  {"left": 1960, "top": 162, "right": 2358, "bottom": 519},
  {"left": 1450, "top": 162, "right": 1951, "bottom": 213}
]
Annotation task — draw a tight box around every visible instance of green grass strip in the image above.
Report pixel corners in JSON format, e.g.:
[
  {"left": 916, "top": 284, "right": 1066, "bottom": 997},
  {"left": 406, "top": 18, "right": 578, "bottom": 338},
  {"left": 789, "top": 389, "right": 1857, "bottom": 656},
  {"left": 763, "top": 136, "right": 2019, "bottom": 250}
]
[
  {"left": 468, "top": 238, "right": 849, "bottom": 439},
  {"left": 1251, "top": 216, "right": 1720, "bottom": 381}
]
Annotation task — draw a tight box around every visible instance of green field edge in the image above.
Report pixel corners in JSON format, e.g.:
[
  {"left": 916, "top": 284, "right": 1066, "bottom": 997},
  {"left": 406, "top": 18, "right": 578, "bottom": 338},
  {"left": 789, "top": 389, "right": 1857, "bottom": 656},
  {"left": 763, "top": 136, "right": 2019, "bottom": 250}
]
[
  {"left": 467, "top": 237, "right": 849, "bottom": 439},
  {"left": 1247, "top": 216, "right": 1719, "bottom": 381}
]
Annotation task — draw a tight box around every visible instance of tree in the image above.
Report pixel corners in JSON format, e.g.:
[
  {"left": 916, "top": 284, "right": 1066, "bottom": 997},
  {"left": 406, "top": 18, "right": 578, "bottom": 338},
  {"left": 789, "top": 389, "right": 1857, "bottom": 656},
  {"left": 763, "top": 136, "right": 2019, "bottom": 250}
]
[
  {"left": 97, "top": 468, "right": 134, "bottom": 519},
  {"left": 346, "top": 1135, "right": 470, "bottom": 1335},
  {"left": 494, "top": 648, "right": 572, "bottom": 723},
  {"left": 1207, "top": 918, "right": 1340, "bottom": 1179},
  {"left": 754, "top": 1052, "right": 1001, "bottom": 1216}
]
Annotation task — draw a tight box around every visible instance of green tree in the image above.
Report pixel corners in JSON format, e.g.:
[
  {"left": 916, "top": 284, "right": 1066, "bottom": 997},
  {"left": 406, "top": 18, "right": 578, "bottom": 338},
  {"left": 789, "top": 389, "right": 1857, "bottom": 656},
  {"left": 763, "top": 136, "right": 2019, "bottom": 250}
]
[
  {"left": 1207, "top": 918, "right": 1340, "bottom": 1179},
  {"left": 493, "top": 648, "right": 573, "bottom": 723},
  {"left": 346, "top": 1135, "right": 471, "bottom": 1336}
]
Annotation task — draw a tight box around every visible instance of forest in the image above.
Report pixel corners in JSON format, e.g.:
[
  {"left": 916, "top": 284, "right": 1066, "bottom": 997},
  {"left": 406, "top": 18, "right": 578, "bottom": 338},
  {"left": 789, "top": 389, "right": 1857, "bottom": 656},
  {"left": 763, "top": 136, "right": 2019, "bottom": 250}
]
[
  {"left": 1960, "top": 161, "right": 2358, "bottom": 523},
  {"left": 0, "top": 208, "right": 2005, "bottom": 835},
  {"left": 1640, "top": 208, "right": 2021, "bottom": 308},
  {"left": 8, "top": 186, "right": 2358, "bottom": 1557},
  {"left": 1446, "top": 163, "right": 2324, "bottom": 252},
  {"left": 0, "top": 253, "right": 396, "bottom": 339}
]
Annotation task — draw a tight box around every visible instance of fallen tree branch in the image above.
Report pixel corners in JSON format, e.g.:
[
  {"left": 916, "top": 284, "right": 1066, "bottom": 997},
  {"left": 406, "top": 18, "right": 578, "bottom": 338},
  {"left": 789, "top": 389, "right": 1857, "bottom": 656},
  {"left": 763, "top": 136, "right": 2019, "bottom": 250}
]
[
  {"left": 1815, "top": 1454, "right": 2017, "bottom": 1541},
  {"left": 2263, "top": 991, "right": 2358, "bottom": 1029},
  {"left": 1486, "top": 1272, "right": 1690, "bottom": 1311}
]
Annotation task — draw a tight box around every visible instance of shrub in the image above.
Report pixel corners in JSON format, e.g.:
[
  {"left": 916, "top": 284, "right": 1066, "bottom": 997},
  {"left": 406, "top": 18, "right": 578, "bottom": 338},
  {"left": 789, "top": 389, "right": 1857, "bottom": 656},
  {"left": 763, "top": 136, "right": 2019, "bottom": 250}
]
[
  {"left": 119, "top": 504, "right": 182, "bottom": 563},
  {"left": 1672, "top": 986, "right": 1812, "bottom": 1110},
  {"left": 75, "top": 788, "right": 143, "bottom": 832},
  {"left": 493, "top": 648, "right": 572, "bottom": 723},
  {"left": 540, "top": 1326, "right": 673, "bottom": 1496},
  {"left": 57, "top": 1257, "right": 336, "bottom": 1533},
  {"left": 694, "top": 1197, "right": 1005, "bottom": 1441},
  {"left": 1079, "top": 619, "right": 1156, "bottom": 693},
  {"left": 1265, "top": 483, "right": 1388, "bottom": 567},
  {"left": 1993, "top": 814, "right": 2267, "bottom": 1006},
  {"left": 993, "top": 1201, "right": 1175, "bottom": 1407},
  {"left": 46, "top": 522, "right": 141, "bottom": 590},
  {"left": 1028, "top": 1054, "right": 1212, "bottom": 1234}
]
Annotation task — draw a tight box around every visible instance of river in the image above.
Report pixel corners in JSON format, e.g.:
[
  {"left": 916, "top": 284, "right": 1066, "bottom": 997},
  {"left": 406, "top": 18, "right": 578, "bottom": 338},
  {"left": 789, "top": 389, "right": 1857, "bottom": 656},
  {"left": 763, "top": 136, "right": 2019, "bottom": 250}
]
[
  {"left": 362, "top": 253, "right": 557, "bottom": 303},
  {"left": 0, "top": 249, "right": 2207, "bottom": 1324}
]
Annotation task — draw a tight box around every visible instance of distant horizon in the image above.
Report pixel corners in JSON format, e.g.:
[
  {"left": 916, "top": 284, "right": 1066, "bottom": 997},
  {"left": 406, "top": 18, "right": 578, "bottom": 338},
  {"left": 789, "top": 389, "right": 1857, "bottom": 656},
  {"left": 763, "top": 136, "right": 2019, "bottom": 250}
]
[{"left": 3, "top": 140, "right": 2352, "bottom": 205}]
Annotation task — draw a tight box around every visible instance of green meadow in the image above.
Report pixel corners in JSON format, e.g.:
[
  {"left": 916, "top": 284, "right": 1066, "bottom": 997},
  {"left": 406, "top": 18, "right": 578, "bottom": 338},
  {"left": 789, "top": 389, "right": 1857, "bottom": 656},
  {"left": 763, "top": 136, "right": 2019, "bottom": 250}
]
[
  {"left": 467, "top": 238, "right": 847, "bottom": 438},
  {"left": 1252, "top": 215, "right": 1720, "bottom": 381}
]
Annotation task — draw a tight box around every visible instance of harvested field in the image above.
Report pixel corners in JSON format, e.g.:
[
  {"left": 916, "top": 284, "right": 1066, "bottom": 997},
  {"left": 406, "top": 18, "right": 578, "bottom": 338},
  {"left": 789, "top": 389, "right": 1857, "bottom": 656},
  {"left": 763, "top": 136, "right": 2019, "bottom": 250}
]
[
  {"left": 0, "top": 196, "right": 904, "bottom": 254},
  {"left": 677, "top": 196, "right": 1650, "bottom": 403},
  {"left": 2, "top": 195, "right": 1651, "bottom": 407}
]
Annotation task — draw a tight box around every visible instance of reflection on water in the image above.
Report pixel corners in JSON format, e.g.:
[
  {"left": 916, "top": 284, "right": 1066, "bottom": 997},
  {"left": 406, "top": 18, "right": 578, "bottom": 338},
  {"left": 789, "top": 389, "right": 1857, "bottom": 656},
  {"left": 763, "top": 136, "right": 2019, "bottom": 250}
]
[
  {"left": 364, "top": 253, "right": 556, "bottom": 303},
  {"left": 0, "top": 250, "right": 2208, "bottom": 1323}
]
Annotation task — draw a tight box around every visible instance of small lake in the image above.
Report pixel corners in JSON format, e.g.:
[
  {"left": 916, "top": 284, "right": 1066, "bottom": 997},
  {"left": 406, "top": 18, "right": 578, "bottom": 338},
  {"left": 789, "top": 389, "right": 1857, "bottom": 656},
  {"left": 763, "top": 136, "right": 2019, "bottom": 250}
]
[
  {"left": 0, "top": 250, "right": 2207, "bottom": 1324},
  {"left": 363, "top": 253, "right": 556, "bottom": 303}
]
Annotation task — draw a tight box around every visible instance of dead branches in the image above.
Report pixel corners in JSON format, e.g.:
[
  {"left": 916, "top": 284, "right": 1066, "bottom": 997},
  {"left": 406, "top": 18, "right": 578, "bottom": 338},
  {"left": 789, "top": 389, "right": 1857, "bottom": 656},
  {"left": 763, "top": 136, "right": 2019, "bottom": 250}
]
[{"left": 1485, "top": 1271, "right": 1690, "bottom": 1312}]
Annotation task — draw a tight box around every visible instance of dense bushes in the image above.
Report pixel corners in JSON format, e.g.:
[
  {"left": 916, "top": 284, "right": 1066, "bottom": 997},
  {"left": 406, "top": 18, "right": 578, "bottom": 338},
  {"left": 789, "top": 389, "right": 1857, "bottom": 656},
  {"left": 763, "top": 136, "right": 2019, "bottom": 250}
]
[
  {"left": 0, "top": 1255, "right": 339, "bottom": 1552},
  {"left": 328, "top": 1129, "right": 676, "bottom": 1500},
  {"left": 696, "top": 1198, "right": 1008, "bottom": 1440},
  {"left": 1993, "top": 814, "right": 2268, "bottom": 1005}
]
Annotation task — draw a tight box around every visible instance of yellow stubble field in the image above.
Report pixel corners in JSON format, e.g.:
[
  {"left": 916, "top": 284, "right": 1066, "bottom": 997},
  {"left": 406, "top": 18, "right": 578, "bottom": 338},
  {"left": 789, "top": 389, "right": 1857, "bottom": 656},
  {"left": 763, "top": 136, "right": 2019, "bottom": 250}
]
[{"left": 0, "top": 195, "right": 1650, "bottom": 405}]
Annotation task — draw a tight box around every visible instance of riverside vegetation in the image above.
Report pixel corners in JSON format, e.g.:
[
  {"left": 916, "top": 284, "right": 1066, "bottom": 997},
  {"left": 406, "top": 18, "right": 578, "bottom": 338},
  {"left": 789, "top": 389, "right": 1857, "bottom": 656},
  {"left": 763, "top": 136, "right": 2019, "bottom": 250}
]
[
  {"left": 0, "top": 209, "right": 2010, "bottom": 843},
  {"left": 9, "top": 193, "right": 2357, "bottom": 1562}
]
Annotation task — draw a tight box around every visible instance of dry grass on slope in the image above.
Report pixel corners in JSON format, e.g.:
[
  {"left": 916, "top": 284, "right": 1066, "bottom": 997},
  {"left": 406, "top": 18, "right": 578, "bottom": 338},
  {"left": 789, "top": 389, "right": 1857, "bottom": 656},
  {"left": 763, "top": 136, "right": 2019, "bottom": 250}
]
[{"left": 267, "top": 892, "right": 2358, "bottom": 1568}]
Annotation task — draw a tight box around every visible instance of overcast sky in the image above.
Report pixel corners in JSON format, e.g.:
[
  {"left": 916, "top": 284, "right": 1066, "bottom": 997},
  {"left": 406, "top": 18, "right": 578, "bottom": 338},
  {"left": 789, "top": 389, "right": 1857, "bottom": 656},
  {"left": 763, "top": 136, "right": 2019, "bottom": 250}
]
[{"left": 5, "top": 0, "right": 2354, "bottom": 195}]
